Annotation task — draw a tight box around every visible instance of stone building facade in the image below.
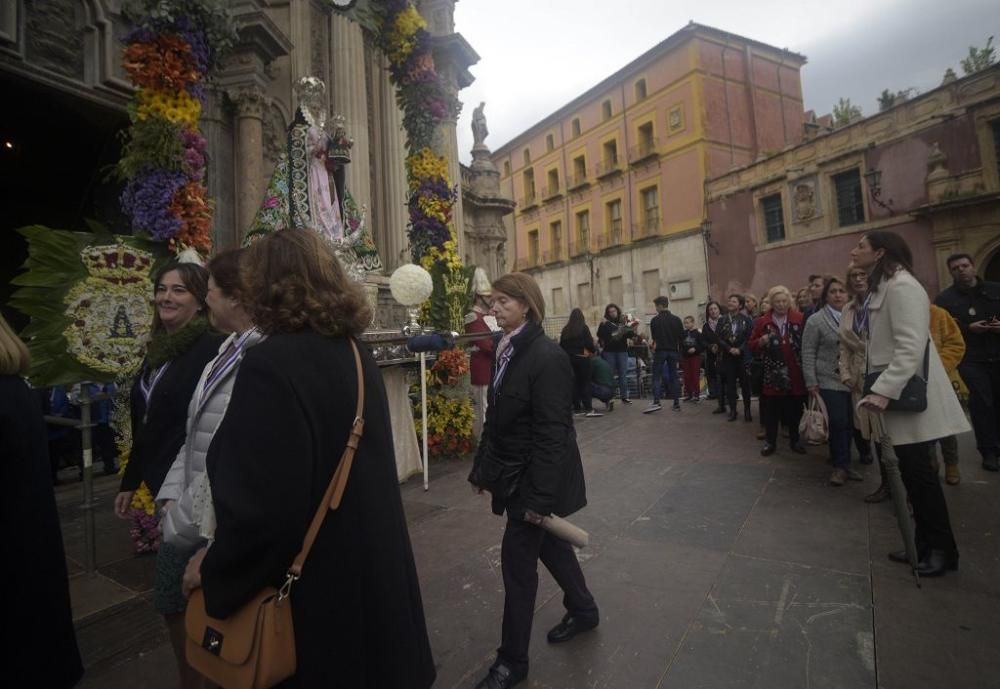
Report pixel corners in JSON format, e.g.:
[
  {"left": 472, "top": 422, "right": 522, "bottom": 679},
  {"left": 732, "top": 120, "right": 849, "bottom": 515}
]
[
  {"left": 704, "top": 64, "right": 1000, "bottom": 298},
  {"left": 0, "top": 0, "right": 492, "bottom": 320},
  {"left": 490, "top": 23, "right": 806, "bottom": 328}
]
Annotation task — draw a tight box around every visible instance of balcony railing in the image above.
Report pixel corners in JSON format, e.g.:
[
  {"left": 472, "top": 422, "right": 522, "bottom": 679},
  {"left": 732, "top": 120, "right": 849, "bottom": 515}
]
[
  {"left": 608, "top": 220, "right": 623, "bottom": 247},
  {"left": 519, "top": 191, "right": 538, "bottom": 209},
  {"left": 542, "top": 247, "right": 563, "bottom": 264},
  {"left": 636, "top": 213, "right": 660, "bottom": 238},
  {"left": 541, "top": 184, "right": 562, "bottom": 201},
  {"left": 569, "top": 234, "right": 590, "bottom": 256},
  {"left": 629, "top": 138, "right": 659, "bottom": 164},
  {"left": 595, "top": 157, "right": 621, "bottom": 178},
  {"left": 567, "top": 173, "right": 589, "bottom": 190}
]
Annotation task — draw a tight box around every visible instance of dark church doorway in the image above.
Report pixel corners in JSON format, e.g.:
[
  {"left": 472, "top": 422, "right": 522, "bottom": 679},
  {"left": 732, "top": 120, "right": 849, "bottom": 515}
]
[
  {"left": 984, "top": 246, "right": 1000, "bottom": 283},
  {"left": 0, "top": 72, "right": 129, "bottom": 329}
]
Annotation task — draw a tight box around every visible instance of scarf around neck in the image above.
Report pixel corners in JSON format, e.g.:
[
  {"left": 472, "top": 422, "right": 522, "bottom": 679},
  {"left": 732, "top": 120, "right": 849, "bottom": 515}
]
[{"left": 145, "top": 316, "right": 210, "bottom": 370}]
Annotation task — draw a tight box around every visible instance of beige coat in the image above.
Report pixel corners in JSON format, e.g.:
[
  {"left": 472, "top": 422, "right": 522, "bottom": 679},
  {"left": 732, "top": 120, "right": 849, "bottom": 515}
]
[
  {"left": 865, "top": 270, "right": 970, "bottom": 445},
  {"left": 838, "top": 301, "right": 875, "bottom": 436}
]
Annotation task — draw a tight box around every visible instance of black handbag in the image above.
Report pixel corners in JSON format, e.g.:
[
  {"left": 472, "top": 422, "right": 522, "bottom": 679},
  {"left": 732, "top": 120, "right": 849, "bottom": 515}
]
[{"left": 863, "top": 342, "right": 930, "bottom": 412}]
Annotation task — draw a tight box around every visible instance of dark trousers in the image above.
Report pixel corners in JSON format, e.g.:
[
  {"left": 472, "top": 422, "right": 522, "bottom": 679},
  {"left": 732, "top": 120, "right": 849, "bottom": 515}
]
[
  {"left": 819, "top": 389, "right": 852, "bottom": 469},
  {"left": 681, "top": 355, "right": 702, "bottom": 398},
  {"left": 761, "top": 394, "right": 805, "bottom": 446},
  {"left": 706, "top": 353, "right": 720, "bottom": 398},
  {"left": 499, "top": 518, "right": 598, "bottom": 672},
  {"left": 602, "top": 351, "right": 630, "bottom": 401},
  {"left": 591, "top": 383, "right": 613, "bottom": 405},
  {"left": 652, "top": 350, "right": 680, "bottom": 404},
  {"left": 569, "top": 355, "right": 593, "bottom": 412},
  {"left": 722, "top": 354, "right": 750, "bottom": 411},
  {"left": 958, "top": 361, "right": 1000, "bottom": 458},
  {"left": 895, "top": 441, "right": 958, "bottom": 553}
]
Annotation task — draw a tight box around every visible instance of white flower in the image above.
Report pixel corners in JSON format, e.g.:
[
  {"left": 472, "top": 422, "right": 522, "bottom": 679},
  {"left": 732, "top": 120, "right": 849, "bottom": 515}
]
[{"left": 390, "top": 263, "right": 434, "bottom": 306}]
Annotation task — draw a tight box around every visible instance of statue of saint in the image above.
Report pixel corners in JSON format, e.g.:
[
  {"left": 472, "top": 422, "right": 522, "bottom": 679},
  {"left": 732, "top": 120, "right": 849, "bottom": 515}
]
[
  {"left": 472, "top": 101, "right": 488, "bottom": 147},
  {"left": 245, "top": 76, "right": 382, "bottom": 280}
]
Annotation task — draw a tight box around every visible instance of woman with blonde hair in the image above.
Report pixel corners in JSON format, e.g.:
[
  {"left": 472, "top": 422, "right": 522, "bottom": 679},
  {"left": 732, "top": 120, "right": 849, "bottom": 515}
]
[
  {"left": 1, "top": 313, "right": 83, "bottom": 688},
  {"left": 751, "top": 286, "right": 807, "bottom": 455},
  {"left": 186, "top": 230, "right": 435, "bottom": 688}
]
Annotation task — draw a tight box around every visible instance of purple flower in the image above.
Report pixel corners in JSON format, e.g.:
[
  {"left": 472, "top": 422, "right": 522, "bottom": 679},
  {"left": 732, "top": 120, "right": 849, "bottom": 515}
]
[{"left": 121, "top": 168, "right": 186, "bottom": 240}]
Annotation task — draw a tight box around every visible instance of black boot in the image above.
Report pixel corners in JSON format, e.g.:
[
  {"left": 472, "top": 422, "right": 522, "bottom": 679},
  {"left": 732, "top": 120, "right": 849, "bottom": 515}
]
[
  {"left": 743, "top": 402, "right": 752, "bottom": 423},
  {"left": 914, "top": 549, "right": 959, "bottom": 577},
  {"left": 713, "top": 402, "right": 727, "bottom": 414},
  {"left": 727, "top": 409, "right": 738, "bottom": 421}
]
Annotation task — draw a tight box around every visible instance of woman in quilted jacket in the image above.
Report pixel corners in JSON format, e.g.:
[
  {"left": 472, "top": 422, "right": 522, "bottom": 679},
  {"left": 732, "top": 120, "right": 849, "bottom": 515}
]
[{"left": 802, "top": 277, "right": 864, "bottom": 486}]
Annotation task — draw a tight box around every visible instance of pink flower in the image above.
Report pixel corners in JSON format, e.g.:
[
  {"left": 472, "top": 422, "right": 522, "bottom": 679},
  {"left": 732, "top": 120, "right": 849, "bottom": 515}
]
[{"left": 263, "top": 196, "right": 279, "bottom": 209}]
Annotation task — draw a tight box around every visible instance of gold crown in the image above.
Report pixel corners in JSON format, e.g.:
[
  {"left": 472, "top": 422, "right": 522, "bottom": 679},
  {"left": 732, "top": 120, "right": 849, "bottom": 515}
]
[{"left": 81, "top": 242, "right": 154, "bottom": 284}]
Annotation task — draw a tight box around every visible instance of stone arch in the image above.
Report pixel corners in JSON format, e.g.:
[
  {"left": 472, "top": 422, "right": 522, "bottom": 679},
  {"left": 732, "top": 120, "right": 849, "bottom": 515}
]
[{"left": 973, "top": 229, "right": 1000, "bottom": 281}]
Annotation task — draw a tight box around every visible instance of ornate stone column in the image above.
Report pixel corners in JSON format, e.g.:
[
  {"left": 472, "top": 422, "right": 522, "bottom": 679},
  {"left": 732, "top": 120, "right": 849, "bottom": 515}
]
[
  {"left": 231, "top": 85, "right": 268, "bottom": 243},
  {"left": 330, "top": 13, "right": 371, "bottom": 215},
  {"left": 378, "top": 60, "right": 410, "bottom": 271}
]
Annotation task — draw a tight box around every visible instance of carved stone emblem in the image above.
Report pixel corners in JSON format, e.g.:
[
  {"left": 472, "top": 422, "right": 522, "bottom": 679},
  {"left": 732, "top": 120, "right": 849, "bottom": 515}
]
[{"left": 790, "top": 177, "right": 821, "bottom": 222}]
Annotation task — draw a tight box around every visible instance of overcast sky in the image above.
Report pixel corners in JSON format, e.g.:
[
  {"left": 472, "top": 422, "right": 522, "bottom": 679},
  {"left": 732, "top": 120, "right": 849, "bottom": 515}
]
[{"left": 453, "top": 0, "right": 997, "bottom": 163}]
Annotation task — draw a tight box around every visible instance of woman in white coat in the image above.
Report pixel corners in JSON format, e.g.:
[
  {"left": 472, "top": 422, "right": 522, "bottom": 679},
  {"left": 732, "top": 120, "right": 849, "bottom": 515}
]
[
  {"left": 853, "top": 231, "right": 970, "bottom": 577},
  {"left": 155, "top": 249, "right": 264, "bottom": 683}
]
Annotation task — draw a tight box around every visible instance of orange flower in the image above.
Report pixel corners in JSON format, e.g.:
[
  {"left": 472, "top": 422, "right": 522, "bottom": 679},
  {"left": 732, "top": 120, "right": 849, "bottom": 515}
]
[{"left": 123, "top": 34, "right": 199, "bottom": 92}]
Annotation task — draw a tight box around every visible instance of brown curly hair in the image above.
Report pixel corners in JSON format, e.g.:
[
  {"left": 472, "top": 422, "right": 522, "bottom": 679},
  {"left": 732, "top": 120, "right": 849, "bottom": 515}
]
[{"left": 241, "top": 230, "right": 373, "bottom": 337}]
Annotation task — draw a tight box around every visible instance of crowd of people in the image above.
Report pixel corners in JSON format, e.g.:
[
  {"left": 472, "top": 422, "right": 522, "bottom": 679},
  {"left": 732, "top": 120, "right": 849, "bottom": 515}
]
[{"left": 5, "top": 225, "right": 997, "bottom": 689}]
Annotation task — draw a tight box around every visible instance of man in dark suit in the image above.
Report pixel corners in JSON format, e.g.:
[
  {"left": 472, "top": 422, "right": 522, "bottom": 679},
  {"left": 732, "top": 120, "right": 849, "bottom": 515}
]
[
  {"left": 717, "top": 294, "right": 755, "bottom": 422},
  {"left": 645, "top": 296, "right": 684, "bottom": 413}
]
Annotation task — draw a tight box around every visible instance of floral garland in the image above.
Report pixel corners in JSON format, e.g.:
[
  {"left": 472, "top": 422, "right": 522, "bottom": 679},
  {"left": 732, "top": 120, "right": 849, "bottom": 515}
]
[
  {"left": 112, "top": 393, "right": 161, "bottom": 552},
  {"left": 415, "top": 350, "right": 474, "bottom": 458},
  {"left": 118, "top": 0, "right": 233, "bottom": 256},
  {"left": 375, "top": 1, "right": 475, "bottom": 455}
]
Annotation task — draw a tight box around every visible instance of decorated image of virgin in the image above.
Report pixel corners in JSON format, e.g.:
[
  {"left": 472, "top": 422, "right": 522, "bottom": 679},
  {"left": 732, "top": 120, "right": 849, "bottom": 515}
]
[{"left": 245, "top": 75, "right": 382, "bottom": 279}]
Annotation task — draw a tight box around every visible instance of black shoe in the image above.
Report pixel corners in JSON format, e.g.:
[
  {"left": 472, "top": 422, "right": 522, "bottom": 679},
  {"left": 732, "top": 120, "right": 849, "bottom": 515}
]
[
  {"left": 760, "top": 443, "right": 776, "bottom": 456},
  {"left": 744, "top": 408, "right": 752, "bottom": 423},
  {"left": 712, "top": 406, "right": 727, "bottom": 414},
  {"left": 672, "top": 403, "right": 681, "bottom": 412},
  {"left": 727, "top": 410, "right": 738, "bottom": 421},
  {"left": 790, "top": 442, "right": 807, "bottom": 455},
  {"left": 914, "top": 549, "right": 959, "bottom": 577},
  {"left": 475, "top": 662, "right": 527, "bottom": 689},
  {"left": 983, "top": 454, "right": 999, "bottom": 472},
  {"left": 547, "top": 614, "right": 599, "bottom": 644}
]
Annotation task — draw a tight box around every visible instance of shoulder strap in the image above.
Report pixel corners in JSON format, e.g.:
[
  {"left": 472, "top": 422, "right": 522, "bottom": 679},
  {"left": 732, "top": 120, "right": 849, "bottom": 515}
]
[{"left": 288, "top": 338, "right": 366, "bottom": 579}]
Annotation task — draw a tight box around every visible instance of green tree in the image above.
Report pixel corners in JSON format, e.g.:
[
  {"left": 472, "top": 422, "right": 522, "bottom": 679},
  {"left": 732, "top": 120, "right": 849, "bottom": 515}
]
[
  {"left": 960, "top": 36, "right": 995, "bottom": 75},
  {"left": 832, "top": 97, "right": 862, "bottom": 126},
  {"left": 877, "top": 88, "right": 917, "bottom": 112}
]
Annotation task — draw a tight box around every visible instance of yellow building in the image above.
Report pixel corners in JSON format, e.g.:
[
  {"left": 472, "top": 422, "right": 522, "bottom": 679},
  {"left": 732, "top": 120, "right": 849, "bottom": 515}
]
[{"left": 491, "top": 22, "right": 806, "bottom": 328}]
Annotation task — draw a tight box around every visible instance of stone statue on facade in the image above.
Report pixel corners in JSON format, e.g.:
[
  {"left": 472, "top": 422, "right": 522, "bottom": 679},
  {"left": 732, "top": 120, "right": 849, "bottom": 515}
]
[
  {"left": 245, "top": 76, "right": 382, "bottom": 281},
  {"left": 472, "top": 101, "right": 488, "bottom": 147}
]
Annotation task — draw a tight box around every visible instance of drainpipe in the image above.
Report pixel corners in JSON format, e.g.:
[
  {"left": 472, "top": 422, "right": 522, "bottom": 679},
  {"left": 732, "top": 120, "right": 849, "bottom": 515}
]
[
  {"left": 621, "top": 81, "right": 638, "bottom": 312},
  {"left": 560, "top": 118, "right": 572, "bottom": 317},
  {"left": 777, "top": 52, "right": 788, "bottom": 146},
  {"left": 744, "top": 43, "right": 760, "bottom": 157},
  {"left": 722, "top": 36, "right": 735, "bottom": 166}
]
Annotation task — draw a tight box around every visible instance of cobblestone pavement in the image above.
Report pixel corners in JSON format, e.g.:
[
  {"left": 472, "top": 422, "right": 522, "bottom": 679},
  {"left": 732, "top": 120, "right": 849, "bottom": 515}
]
[{"left": 62, "top": 397, "right": 1000, "bottom": 689}]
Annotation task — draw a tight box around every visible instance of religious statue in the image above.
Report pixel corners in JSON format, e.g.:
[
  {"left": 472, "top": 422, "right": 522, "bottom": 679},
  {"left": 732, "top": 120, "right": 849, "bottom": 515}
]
[
  {"left": 245, "top": 76, "right": 382, "bottom": 280},
  {"left": 472, "top": 101, "right": 488, "bottom": 147}
]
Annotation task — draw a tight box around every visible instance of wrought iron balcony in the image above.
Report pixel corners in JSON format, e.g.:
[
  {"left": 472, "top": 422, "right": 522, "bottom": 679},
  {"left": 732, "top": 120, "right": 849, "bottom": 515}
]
[
  {"left": 519, "top": 191, "right": 538, "bottom": 209},
  {"left": 567, "top": 173, "right": 589, "bottom": 190},
  {"left": 595, "top": 157, "right": 621, "bottom": 178},
  {"left": 569, "top": 234, "right": 591, "bottom": 256},
  {"left": 629, "top": 138, "right": 659, "bottom": 164},
  {"left": 541, "top": 184, "right": 562, "bottom": 201}
]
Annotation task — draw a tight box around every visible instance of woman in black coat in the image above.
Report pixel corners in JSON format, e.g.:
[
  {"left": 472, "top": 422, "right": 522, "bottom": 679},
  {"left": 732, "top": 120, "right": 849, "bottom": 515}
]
[
  {"left": 1, "top": 313, "right": 83, "bottom": 689},
  {"left": 560, "top": 307, "right": 601, "bottom": 417},
  {"left": 114, "top": 261, "right": 222, "bottom": 689},
  {"left": 469, "top": 273, "right": 598, "bottom": 689},
  {"left": 185, "top": 230, "right": 435, "bottom": 689}
]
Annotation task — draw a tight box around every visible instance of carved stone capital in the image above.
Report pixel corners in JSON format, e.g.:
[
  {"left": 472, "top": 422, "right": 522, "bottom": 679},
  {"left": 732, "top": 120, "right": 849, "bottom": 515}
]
[{"left": 229, "top": 86, "right": 269, "bottom": 120}]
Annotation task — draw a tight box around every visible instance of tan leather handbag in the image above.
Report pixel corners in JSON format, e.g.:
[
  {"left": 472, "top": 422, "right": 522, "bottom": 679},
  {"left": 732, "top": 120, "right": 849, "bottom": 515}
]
[{"left": 185, "top": 340, "right": 366, "bottom": 689}]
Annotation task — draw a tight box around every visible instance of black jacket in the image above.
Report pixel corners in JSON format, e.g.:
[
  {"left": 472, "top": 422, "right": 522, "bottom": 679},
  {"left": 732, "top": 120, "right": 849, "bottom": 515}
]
[
  {"left": 596, "top": 319, "right": 632, "bottom": 352},
  {"left": 681, "top": 328, "right": 705, "bottom": 357},
  {"left": 121, "top": 331, "right": 223, "bottom": 494},
  {"left": 559, "top": 328, "right": 595, "bottom": 357},
  {"left": 1, "top": 377, "right": 83, "bottom": 689},
  {"left": 717, "top": 312, "right": 754, "bottom": 357},
  {"left": 650, "top": 310, "right": 684, "bottom": 352},
  {"left": 470, "top": 321, "right": 587, "bottom": 519},
  {"left": 935, "top": 279, "right": 1000, "bottom": 363},
  {"left": 201, "top": 332, "right": 435, "bottom": 689}
]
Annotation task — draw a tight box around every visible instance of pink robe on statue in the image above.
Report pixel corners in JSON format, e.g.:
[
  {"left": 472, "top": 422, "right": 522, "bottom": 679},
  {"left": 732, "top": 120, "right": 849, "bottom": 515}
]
[{"left": 306, "top": 125, "right": 344, "bottom": 241}]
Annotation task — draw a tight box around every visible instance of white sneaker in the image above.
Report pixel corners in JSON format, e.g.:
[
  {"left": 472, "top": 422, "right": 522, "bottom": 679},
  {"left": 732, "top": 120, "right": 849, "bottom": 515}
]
[
  {"left": 585, "top": 410, "right": 604, "bottom": 417},
  {"left": 643, "top": 403, "right": 662, "bottom": 413}
]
